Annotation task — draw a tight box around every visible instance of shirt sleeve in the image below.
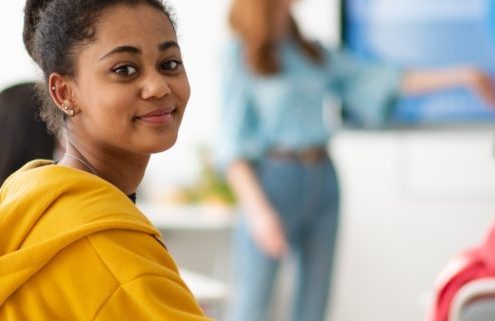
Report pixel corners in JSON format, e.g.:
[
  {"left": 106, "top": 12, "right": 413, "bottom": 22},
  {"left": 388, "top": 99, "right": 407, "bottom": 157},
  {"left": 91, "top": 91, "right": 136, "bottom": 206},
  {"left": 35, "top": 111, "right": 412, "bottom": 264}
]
[
  {"left": 214, "top": 41, "right": 261, "bottom": 172},
  {"left": 325, "top": 47, "right": 404, "bottom": 128}
]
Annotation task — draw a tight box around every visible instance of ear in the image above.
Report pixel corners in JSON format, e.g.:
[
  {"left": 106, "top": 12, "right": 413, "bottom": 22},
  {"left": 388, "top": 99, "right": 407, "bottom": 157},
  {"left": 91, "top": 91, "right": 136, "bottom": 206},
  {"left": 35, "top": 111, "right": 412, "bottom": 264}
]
[{"left": 48, "top": 73, "right": 78, "bottom": 116}]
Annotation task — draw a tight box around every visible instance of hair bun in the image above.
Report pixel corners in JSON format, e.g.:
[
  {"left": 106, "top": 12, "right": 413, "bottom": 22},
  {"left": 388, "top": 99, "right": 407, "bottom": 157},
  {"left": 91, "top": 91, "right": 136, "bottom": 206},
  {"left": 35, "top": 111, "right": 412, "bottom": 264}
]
[{"left": 23, "top": 0, "right": 53, "bottom": 58}]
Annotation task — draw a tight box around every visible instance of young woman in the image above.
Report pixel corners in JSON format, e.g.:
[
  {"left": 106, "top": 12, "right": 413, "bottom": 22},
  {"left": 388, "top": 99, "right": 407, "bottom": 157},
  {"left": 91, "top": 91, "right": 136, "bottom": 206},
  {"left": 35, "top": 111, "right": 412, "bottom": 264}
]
[
  {"left": 217, "top": 1, "right": 495, "bottom": 321},
  {"left": 0, "top": 1, "right": 213, "bottom": 320}
]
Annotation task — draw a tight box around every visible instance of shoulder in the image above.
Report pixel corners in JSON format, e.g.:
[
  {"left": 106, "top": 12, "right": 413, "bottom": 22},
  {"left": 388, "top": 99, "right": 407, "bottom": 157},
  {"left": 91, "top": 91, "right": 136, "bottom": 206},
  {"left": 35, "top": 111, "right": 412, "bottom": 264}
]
[
  {"left": 311, "top": 40, "right": 344, "bottom": 62},
  {"left": 3, "top": 159, "right": 128, "bottom": 208},
  {"left": 1, "top": 160, "right": 159, "bottom": 241},
  {"left": 219, "top": 36, "right": 253, "bottom": 81},
  {"left": 223, "top": 35, "right": 243, "bottom": 53},
  {"left": 87, "top": 229, "right": 177, "bottom": 283},
  {"left": 221, "top": 36, "right": 247, "bottom": 65},
  {"left": 87, "top": 230, "right": 210, "bottom": 320}
]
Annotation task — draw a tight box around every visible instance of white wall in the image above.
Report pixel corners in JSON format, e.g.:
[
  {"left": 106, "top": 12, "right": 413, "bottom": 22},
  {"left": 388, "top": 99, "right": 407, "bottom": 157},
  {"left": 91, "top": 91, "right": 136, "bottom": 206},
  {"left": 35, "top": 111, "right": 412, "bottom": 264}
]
[
  {"left": 0, "top": 1, "right": 39, "bottom": 89},
  {"left": 329, "top": 129, "right": 495, "bottom": 321}
]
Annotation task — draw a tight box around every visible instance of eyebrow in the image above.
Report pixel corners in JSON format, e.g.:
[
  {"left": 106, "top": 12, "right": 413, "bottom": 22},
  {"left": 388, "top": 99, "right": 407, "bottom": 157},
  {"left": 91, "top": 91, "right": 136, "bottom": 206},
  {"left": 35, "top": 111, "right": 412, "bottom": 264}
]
[
  {"left": 158, "top": 40, "right": 180, "bottom": 51},
  {"left": 99, "top": 41, "right": 180, "bottom": 61}
]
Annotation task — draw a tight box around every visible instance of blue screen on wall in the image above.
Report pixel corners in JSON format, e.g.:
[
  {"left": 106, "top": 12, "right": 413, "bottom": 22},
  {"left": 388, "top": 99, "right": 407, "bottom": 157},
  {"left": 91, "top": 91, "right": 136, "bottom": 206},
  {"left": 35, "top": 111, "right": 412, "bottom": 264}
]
[{"left": 343, "top": 0, "right": 495, "bottom": 125}]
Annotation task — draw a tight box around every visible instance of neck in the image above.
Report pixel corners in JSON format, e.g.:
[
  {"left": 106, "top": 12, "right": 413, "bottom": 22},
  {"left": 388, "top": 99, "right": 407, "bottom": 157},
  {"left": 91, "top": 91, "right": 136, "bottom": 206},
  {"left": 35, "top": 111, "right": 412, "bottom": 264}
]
[
  {"left": 60, "top": 141, "right": 149, "bottom": 196},
  {"left": 273, "top": 10, "right": 291, "bottom": 41}
]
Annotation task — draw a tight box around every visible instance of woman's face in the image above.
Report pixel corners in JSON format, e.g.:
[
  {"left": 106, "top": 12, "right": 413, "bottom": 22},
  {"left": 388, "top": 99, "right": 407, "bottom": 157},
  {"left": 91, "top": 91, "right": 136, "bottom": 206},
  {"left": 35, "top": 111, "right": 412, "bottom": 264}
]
[{"left": 67, "top": 4, "right": 190, "bottom": 156}]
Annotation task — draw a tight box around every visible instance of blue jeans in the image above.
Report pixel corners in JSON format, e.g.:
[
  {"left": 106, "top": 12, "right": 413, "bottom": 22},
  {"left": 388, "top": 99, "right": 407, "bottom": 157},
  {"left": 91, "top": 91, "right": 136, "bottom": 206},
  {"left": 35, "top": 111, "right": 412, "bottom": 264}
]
[{"left": 227, "top": 156, "right": 340, "bottom": 321}]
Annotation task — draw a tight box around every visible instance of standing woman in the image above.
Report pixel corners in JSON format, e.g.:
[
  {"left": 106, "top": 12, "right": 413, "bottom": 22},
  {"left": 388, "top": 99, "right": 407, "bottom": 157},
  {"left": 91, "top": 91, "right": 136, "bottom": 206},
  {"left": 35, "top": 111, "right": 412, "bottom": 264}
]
[
  {"left": 218, "top": 0, "right": 495, "bottom": 321},
  {"left": 0, "top": 1, "right": 213, "bottom": 320}
]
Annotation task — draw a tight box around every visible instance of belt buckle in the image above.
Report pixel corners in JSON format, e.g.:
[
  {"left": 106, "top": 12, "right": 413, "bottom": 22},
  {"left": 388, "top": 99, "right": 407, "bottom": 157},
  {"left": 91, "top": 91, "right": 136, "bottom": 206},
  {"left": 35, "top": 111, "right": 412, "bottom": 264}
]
[{"left": 297, "top": 148, "right": 326, "bottom": 165}]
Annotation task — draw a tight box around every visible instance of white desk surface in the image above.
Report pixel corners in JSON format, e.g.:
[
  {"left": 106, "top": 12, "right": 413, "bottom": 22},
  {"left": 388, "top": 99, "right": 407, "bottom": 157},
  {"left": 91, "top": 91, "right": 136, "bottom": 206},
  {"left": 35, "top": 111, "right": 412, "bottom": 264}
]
[
  {"left": 180, "top": 269, "right": 229, "bottom": 305},
  {"left": 137, "top": 203, "right": 235, "bottom": 231}
]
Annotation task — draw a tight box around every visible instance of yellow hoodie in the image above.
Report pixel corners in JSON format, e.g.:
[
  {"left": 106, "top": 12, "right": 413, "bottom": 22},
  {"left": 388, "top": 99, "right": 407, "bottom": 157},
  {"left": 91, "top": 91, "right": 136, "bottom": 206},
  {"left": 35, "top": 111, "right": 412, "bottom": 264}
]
[{"left": 0, "top": 160, "right": 214, "bottom": 320}]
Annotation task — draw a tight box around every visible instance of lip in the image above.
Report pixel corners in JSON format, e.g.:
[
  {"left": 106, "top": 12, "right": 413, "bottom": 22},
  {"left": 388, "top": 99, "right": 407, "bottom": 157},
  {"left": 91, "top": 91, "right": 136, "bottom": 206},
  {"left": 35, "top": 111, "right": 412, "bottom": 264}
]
[{"left": 136, "top": 107, "right": 177, "bottom": 125}]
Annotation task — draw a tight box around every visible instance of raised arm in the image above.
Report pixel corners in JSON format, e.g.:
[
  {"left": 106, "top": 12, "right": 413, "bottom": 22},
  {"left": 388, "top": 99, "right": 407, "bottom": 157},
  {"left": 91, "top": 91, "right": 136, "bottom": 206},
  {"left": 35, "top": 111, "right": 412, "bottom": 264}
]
[{"left": 401, "top": 67, "right": 495, "bottom": 106}]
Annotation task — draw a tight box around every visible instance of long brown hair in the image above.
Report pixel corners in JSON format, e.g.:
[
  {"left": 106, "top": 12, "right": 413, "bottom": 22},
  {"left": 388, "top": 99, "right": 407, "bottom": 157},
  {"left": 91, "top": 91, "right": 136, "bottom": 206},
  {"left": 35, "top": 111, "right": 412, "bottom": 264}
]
[{"left": 229, "top": 0, "right": 323, "bottom": 75}]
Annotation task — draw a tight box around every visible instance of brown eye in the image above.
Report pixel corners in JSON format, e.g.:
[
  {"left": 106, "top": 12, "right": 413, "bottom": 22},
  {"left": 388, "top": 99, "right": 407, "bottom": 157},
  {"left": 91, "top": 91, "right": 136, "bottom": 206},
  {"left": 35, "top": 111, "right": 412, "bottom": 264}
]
[
  {"left": 160, "top": 60, "right": 183, "bottom": 73},
  {"left": 112, "top": 65, "right": 138, "bottom": 76}
]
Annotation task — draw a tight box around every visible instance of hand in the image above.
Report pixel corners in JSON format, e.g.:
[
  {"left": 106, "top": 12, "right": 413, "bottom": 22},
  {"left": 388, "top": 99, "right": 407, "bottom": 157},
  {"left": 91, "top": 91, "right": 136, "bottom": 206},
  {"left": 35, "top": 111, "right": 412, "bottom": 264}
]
[
  {"left": 402, "top": 67, "right": 495, "bottom": 108},
  {"left": 463, "top": 68, "right": 495, "bottom": 107},
  {"left": 246, "top": 207, "right": 288, "bottom": 259}
]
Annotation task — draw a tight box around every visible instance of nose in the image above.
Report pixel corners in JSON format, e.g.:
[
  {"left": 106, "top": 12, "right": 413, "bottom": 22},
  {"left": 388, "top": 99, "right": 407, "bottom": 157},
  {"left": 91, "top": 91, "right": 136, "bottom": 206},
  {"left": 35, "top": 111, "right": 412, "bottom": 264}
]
[{"left": 140, "top": 71, "right": 171, "bottom": 100}]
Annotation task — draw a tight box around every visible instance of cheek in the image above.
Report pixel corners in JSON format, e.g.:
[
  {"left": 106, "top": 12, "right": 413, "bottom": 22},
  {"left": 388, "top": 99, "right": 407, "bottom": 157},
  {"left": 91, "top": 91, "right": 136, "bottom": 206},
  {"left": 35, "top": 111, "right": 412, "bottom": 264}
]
[
  {"left": 89, "top": 81, "right": 134, "bottom": 112},
  {"left": 80, "top": 87, "right": 135, "bottom": 133},
  {"left": 177, "top": 74, "right": 191, "bottom": 105}
]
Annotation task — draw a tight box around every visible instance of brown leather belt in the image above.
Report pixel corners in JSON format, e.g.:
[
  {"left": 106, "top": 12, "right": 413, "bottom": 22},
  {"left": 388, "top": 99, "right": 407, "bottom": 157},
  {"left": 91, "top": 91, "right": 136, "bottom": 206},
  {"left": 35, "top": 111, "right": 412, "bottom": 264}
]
[{"left": 266, "top": 147, "right": 328, "bottom": 165}]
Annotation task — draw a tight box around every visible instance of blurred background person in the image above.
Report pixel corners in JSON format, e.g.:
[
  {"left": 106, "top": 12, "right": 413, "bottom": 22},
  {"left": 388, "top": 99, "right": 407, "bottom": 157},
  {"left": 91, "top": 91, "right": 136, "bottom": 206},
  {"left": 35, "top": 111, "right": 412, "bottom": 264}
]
[
  {"left": 215, "top": 1, "right": 495, "bottom": 321},
  {"left": 0, "top": 81, "right": 56, "bottom": 185}
]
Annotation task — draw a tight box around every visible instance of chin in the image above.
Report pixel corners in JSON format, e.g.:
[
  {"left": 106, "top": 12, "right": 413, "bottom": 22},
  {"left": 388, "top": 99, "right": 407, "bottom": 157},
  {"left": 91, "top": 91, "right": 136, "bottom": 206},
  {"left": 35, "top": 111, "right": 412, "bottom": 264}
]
[{"left": 144, "top": 136, "right": 178, "bottom": 154}]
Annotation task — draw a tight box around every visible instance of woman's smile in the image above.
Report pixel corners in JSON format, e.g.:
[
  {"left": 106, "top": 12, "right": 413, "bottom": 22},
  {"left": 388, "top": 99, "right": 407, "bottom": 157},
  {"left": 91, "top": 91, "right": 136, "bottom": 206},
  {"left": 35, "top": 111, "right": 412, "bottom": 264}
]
[{"left": 135, "top": 107, "right": 177, "bottom": 125}]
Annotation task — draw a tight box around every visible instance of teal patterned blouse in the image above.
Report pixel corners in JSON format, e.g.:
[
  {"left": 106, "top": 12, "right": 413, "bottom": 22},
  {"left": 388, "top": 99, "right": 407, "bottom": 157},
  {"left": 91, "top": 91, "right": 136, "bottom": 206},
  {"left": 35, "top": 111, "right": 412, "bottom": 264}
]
[{"left": 215, "top": 38, "right": 403, "bottom": 168}]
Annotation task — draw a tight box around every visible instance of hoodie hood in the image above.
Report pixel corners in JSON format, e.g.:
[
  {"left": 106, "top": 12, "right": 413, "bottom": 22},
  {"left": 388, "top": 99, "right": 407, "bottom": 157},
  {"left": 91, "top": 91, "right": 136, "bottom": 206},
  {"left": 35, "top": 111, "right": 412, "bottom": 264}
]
[{"left": 0, "top": 160, "right": 160, "bottom": 305}]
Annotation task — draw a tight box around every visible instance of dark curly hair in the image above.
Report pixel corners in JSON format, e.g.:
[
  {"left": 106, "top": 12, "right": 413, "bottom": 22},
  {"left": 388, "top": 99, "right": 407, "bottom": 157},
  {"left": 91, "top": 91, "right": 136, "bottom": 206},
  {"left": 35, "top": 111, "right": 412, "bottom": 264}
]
[{"left": 23, "top": 0, "right": 176, "bottom": 134}]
